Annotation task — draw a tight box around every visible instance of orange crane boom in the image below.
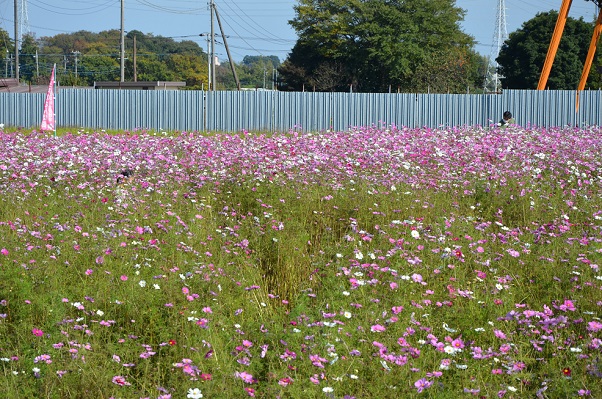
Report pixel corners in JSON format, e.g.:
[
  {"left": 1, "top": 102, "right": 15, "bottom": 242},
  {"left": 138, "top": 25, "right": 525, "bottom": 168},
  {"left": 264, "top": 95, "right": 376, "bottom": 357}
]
[{"left": 538, "top": 0, "right": 602, "bottom": 93}]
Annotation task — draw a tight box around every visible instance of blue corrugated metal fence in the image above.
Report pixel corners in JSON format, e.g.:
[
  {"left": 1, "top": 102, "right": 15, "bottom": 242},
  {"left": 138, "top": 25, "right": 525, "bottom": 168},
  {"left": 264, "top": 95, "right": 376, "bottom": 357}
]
[{"left": 0, "top": 89, "right": 600, "bottom": 131}]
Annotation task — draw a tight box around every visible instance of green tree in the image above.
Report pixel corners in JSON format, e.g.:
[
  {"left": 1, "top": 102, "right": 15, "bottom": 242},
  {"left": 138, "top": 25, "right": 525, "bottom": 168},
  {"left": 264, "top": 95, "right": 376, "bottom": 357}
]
[
  {"left": 413, "top": 47, "right": 487, "bottom": 93},
  {"left": 127, "top": 52, "right": 175, "bottom": 81},
  {"left": 0, "top": 28, "right": 14, "bottom": 78},
  {"left": 281, "top": 0, "right": 477, "bottom": 92},
  {"left": 497, "top": 11, "right": 600, "bottom": 89},
  {"left": 19, "top": 34, "right": 41, "bottom": 83},
  {"left": 238, "top": 56, "right": 281, "bottom": 89},
  {"left": 165, "top": 54, "right": 207, "bottom": 89},
  {"left": 79, "top": 42, "right": 120, "bottom": 85}
]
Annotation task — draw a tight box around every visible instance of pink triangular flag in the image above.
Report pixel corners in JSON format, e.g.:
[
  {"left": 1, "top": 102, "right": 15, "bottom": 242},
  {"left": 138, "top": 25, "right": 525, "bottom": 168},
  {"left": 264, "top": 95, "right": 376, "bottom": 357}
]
[{"left": 40, "top": 65, "right": 56, "bottom": 132}]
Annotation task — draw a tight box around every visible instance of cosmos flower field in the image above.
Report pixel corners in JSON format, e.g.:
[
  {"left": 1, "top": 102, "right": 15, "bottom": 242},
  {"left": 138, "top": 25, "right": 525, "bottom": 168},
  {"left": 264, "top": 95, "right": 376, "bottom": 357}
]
[{"left": 1, "top": 125, "right": 602, "bottom": 398}]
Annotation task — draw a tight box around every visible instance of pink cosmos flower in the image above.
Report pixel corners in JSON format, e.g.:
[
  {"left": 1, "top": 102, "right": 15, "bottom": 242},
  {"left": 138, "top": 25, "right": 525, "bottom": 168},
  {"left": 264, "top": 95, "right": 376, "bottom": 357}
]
[
  {"left": 32, "top": 328, "right": 44, "bottom": 337},
  {"left": 587, "top": 321, "right": 602, "bottom": 332},
  {"left": 235, "top": 371, "right": 254, "bottom": 384},
  {"left": 112, "top": 375, "right": 131, "bottom": 386},
  {"left": 451, "top": 338, "right": 464, "bottom": 349},
  {"left": 278, "top": 377, "right": 293, "bottom": 386},
  {"left": 414, "top": 378, "right": 433, "bottom": 393},
  {"left": 392, "top": 306, "right": 404, "bottom": 314},
  {"left": 559, "top": 299, "right": 576, "bottom": 312},
  {"left": 494, "top": 330, "right": 507, "bottom": 340}
]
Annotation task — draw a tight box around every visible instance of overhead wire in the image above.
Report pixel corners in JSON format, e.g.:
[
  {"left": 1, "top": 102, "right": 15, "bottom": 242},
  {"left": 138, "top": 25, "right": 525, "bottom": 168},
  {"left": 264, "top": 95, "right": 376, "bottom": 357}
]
[
  {"left": 3, "top": 1, "right": 296, "bottom": 61},
  {"left": 28, "top": 0, "right": 119, "bottom": 16},
  {"left": 219, "top": 0, "right": 291, "bottom": 44},
  {"left": 134, "top": 0, "right": 206, "bottom": 14}
]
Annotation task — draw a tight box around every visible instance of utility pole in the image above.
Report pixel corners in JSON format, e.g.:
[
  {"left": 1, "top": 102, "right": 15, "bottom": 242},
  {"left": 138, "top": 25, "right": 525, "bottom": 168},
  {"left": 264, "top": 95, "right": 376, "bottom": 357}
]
[
  {"left": 35, "top": 49, "right": 39, "bottom": 78},
  {"left": 213, "top": 3, "right": 240, "bottom": 90},
  {"left": 120, "top": 0, "right": 125, "bottom": 82},
  {"left": 133, "top": 35, "right": 137, "bottom": 82},
  {"left": 14, "top": 0, "right": 19, "bottom": 82},
  {"left": 72, "top": 51, "right": 80, "bottom": 83},
  {"left": 200, "top": 33, "right": 212, "bottom": 90}
]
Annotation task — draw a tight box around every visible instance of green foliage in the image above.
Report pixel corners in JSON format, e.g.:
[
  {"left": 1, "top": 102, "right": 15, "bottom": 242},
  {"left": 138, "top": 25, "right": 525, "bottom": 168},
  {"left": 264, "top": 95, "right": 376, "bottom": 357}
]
[
  {"left": 281, "top": 0, "right": 480, "bottom": 92},
  {"left": 0, "top": 27, "right": 13, "bottom": 55},
  {"left": 237, "top": 56, "right": 281, "bottom": 89},
  {"left": 10, "top": 29, "right": 281, "bottom": 89},
  {"left": 497, "top": 11, "right": 601, "bottom": 89},
  {"left": 2, "top": 169, "right": 601, "bottom": 397}
]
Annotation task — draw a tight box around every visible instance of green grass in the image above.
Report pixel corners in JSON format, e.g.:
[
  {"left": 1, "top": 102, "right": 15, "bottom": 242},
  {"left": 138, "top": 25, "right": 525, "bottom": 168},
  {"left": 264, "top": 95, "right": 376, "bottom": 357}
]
[{"left": 1, "top": 128, "right": 601, "bottom": 398}]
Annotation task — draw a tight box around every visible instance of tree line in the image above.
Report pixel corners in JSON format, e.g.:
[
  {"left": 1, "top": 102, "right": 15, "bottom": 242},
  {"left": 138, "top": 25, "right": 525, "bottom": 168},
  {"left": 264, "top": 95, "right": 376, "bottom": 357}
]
[
  {"left": 1, "top": 2, "right": 601, "bottom": 93},
  {"left": 0, "top": 28, "right": 279, "bottom": 90}
]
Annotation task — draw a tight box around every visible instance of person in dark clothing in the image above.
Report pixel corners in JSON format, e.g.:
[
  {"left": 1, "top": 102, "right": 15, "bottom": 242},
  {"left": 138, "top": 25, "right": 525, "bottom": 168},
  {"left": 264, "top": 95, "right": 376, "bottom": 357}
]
[
  {"left": 117, "top": 169, "right": 134, "bottom": 184},
  {"left": 498, "top": 111, "right": 514, "bottom": 127}
]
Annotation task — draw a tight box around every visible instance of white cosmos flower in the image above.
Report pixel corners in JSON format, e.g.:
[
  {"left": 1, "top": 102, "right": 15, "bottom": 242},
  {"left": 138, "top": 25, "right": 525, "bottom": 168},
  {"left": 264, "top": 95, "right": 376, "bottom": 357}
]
[{"left": 411, "top": 230, "right": 420, "bottom": 239}]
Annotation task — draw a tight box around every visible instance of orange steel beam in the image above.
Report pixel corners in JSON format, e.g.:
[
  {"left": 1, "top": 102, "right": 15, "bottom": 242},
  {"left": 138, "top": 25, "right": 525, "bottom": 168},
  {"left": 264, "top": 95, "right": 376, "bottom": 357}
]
[
  {"left": 576, "top": 8, "right": 602, "bottom": 111},
  {"left": 578, "top": 9, "right": 602, "bottom": 91},
  {"left": 537, "top": 0, "right": 573, "bottom": 90}
]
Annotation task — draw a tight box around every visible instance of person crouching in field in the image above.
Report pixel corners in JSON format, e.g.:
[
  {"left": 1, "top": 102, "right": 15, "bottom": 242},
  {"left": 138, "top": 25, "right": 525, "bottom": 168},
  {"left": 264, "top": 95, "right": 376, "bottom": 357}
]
[
  {"left": 498, "top": 111, "right": 515, "bottom": 128},
  {"left": 115, "top": 169, "right": 136, "bottom": 208}
]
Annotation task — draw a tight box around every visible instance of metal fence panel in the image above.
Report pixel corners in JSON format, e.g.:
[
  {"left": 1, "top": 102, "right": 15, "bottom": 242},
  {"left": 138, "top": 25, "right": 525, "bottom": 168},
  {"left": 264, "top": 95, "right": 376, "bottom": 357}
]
[{"left": 1, "top": 89, "right": 601, "bottom": 132}]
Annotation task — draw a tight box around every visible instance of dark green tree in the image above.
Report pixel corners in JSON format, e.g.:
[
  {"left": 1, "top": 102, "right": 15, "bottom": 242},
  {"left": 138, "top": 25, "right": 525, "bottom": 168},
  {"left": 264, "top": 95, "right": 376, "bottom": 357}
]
[
  {"left": 238, "top": 55, "right": 281, "bottom": 89},
  {"left": 280, "top": 0, "right": 477, "bottom": 92},
  {"left": 0, "top": 28, "right": 14, "bottom": 78},
  {"left": 497, "top": 11, "right": 600, "bottom": 89},
  {"left": 79, "top": 42, "right": 120, "bottom": 85},
  {"left": 19, "top": 34, "right": 41, "bottom": 83}
]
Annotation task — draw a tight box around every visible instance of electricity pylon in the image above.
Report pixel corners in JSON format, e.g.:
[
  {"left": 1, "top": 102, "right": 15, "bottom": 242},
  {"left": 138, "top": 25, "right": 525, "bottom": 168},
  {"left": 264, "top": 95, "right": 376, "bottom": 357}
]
[{"left": 485, "top": 0, "right": 508, "bottom": 93}]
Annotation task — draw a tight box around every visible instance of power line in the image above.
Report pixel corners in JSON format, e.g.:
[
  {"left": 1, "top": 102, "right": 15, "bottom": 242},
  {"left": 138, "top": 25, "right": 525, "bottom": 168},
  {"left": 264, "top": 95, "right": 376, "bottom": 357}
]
[{"left": 28, "top": 0, "right": 118, "bottom": 16}]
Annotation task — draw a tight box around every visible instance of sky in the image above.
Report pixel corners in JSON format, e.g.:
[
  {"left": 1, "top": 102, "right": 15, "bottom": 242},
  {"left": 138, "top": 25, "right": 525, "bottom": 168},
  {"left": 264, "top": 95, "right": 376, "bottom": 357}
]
[{"left": 0, "top": 0, "right": 600, "bottom": 63}]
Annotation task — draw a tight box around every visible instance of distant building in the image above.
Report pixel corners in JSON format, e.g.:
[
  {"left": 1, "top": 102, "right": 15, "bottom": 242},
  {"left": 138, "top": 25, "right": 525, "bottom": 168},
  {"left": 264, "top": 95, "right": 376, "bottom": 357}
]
[
  {"left": 94, "top": 81, "right": 186, "bottom": 90},
  {"left": 0, "top": 78, "right": 45, "bottom": 93}
]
